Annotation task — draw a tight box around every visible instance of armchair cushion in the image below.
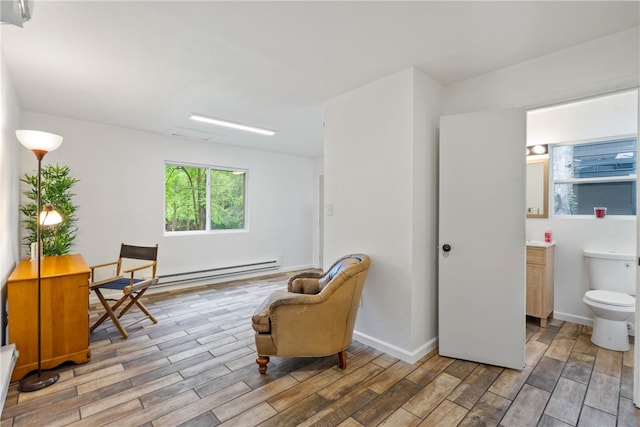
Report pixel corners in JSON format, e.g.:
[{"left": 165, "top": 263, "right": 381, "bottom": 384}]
[{"left": 290, "top": 277, "right": 320, "bottom": 294}]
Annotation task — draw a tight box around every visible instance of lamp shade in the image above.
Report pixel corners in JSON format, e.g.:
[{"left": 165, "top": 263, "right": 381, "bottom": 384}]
[
  {"left": 39, "top": 204, "right": 63, "bottom": 226},
  {"left": 16, "top": 130, "right": 63, "bottom": 152}
]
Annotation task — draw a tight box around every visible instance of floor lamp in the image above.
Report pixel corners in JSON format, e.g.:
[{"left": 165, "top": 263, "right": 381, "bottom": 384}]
[{"left": 16, "top": 129, "right": 64, "bottom": 392}]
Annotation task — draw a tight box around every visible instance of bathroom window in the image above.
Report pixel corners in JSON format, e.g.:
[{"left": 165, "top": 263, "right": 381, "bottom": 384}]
[{"left": 552, "top": 137, "right": 637, "bottom": 216}]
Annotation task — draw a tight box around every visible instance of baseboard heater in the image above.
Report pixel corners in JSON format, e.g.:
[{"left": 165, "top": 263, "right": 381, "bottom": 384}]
[{"left": 158, "top": 259, "right": 280, "bottom": 286}]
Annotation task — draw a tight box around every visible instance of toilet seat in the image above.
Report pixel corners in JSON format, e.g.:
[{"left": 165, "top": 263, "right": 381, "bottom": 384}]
[{"left": 584, "top": 290, "right": 635, "bottom": 307}]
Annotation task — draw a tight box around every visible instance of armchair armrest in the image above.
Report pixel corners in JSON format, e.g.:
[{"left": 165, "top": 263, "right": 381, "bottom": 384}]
[
  {"left": 252, "top": 290, "right": 324, "bottom": 332},
  {"left": 90, "top": 259, "right": 120, "bottom": 286},
  {"left": 122, "top": 262, "right": 156, "bottom": 275},
  {"left": 90, "top": 260, "right": 119, "bottom": 270},
  {"left": 122, "top": 262, "right": 158, "bottom": 294},
  {"left": 89, "top": 261, "right": 118, "bottom": 276}
]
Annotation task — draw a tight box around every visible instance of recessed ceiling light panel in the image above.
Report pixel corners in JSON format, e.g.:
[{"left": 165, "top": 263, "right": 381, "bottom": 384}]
[{"left": 190, "top": 113, "right": 276, "bottom": 136}]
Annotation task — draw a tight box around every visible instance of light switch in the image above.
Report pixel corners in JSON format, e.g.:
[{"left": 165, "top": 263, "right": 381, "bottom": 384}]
[{"left": 326, "top": 204, "right": 334, "bottom": 216}]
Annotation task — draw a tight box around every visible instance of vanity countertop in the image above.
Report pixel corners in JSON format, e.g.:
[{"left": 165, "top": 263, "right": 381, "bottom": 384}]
[{"left": 527, "top": 241, "right": 556, "bottom": 248}]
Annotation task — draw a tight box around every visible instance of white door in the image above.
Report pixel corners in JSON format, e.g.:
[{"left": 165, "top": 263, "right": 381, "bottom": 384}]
[{"left": 439, "top": 109, "right": 526, "bottom": 369}]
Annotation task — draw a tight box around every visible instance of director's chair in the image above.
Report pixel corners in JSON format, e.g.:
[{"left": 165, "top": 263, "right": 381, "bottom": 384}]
[{"left": 89, "top": 243, "right": 159, "bottom": 338}]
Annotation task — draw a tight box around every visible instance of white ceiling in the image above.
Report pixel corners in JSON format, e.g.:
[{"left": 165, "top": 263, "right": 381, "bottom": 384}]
[{"left": 2, "top": 1, "right": 639, "bottom": 158}]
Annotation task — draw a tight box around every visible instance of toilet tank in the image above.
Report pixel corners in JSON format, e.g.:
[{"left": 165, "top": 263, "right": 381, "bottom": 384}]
[{"left": 584, "top": 250, "right": 636, "bottom": 295}]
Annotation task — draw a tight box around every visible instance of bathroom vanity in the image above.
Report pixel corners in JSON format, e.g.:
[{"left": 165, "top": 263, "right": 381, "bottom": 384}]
[{"left": 526, "top": 242, "right": 555, "bottom": 327}]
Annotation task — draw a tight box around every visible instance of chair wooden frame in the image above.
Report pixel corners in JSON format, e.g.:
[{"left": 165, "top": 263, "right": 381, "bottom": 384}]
[{"left": 89, "top": 244, "right": 159, "bottom": 338}]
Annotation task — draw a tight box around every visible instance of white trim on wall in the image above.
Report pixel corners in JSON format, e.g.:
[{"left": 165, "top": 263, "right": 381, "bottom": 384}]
[{"left": 353, "top": 330, "right": 438, "bottom": 365}]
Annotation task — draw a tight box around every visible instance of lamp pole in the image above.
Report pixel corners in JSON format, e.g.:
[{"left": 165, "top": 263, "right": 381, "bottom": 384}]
[{"left": 16, "top": 130, "right": 63, "bottom": 392}]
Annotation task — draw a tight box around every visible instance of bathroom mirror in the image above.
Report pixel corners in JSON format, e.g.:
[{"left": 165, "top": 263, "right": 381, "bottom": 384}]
[{"left": 526, "top": 158, "right": 548, "bottom": 218}]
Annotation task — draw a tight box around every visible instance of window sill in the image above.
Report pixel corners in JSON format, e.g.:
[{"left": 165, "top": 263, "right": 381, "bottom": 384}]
[
  {"left": 163, "top": 229, "right": 249, "bottom": 237},
  {"left": 551, "top": 215, "right": 636, "bottom": 220}
]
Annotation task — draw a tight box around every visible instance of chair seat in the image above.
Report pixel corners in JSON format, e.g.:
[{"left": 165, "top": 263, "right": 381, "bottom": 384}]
[{"left": 95, "top": 277, "right": 144, "bottom": 291}]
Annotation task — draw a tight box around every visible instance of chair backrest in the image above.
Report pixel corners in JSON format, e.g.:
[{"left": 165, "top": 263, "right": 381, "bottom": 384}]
[
  {"left": 317, "top": 254, "right": 365, "bottom": 292},
  {"left": 120, "top": 244, "right": 158, "bottom": 261},
  {"left": 117, "top": 243, "right": 158, "bottom": 278},
  {"left": 318, "top": 254, "right": 370, "bottom": 349}
]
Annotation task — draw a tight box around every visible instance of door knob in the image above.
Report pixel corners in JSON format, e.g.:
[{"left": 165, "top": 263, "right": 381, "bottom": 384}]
[{"left": 442, "top": 244, "right": 451, "bottom": 252}]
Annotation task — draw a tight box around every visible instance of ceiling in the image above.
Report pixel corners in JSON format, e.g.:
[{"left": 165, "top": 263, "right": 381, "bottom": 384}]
[{"left": 2, "top": 1, "right": 638, "bottom": 158}]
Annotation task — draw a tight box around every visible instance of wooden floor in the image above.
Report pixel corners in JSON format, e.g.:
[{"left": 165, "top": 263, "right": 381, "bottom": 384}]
[{"left": 2, "top": 272, "right": 639, "bottom": 427}]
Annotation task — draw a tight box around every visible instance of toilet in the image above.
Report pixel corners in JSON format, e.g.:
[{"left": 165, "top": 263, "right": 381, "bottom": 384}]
[{"left": 583, "top": 250, "right": 636, "bottom": 351}]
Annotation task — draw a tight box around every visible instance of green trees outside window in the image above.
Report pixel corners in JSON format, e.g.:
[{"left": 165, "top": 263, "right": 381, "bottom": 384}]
[{"left": 165, "top": 163, "right": 246, "bottom": 232}]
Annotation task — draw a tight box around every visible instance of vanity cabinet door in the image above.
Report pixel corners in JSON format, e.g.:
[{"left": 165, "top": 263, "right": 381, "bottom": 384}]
[
  {"left": 526, "top": 246, "right": 554, "bottom": 327},
  {"left": 526, "top": 263, "right": 544, "bottom": 318}
]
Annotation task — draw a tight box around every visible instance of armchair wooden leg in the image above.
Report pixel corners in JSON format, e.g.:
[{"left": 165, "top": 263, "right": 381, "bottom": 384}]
[
  {"left": 257, "top": 356, "right": 270, "bottom": 374},
  {"left": 338, "top": 351, "right": 347, "bottom": 370}
]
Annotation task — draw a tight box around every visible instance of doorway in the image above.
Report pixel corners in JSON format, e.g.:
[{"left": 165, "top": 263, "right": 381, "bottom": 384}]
[{"left": 526, "top": 89, "right": 639, "bottom": 406}]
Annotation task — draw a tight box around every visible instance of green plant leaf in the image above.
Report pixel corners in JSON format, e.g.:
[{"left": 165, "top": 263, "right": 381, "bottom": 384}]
[{"left": 20, "top": 163, "right": 79, "bottom": 256}]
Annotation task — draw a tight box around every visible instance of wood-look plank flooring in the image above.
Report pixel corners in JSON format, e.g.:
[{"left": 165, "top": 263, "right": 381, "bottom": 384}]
[{"left": 2, "top": 272, "right": 639, "bottom": 426}]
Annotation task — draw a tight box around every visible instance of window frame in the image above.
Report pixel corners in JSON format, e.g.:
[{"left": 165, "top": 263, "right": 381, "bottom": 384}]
[
  {"left": 164, "top": 161, "right": 249, "bottom": 235},
  {"left": 550, "top": 134, "right": 637, "bottom": 218}
]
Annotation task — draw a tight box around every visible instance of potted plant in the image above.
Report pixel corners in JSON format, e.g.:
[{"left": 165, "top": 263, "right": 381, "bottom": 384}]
[{"left": 20, "top": 163, "right": 79, "bottom": 256}]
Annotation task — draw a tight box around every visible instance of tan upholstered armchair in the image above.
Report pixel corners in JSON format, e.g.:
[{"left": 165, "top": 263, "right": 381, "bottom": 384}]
[{"left": 251, "top": 254, "right": 371, "bottom": 374}]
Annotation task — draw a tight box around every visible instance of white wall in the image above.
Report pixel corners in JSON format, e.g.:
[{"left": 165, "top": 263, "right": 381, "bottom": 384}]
[
  {"left": 324, "top": 67, "right": 442, "bottom": 362},
  {"left": 0, "top": 51, "right": 21, "bottom": 346},
  {"left": 411, "top": 70, "right": 443, "bottom": 351},
  {"left": 443, "top": 27, "right": 639, "bottom": 326},
  {"left": 444, "top": 27, "right": 639, "bottom": 115},
  {"left": 528, "top": 90, "right": 638, "bottom": 146},
  {"left": 19, "top": 112, "right": 317, "bottom": 281}
]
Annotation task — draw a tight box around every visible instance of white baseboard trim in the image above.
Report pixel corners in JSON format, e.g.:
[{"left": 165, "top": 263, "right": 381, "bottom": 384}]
[
  {"left": 553, "top": 311, "right": 593, "bottom": 327},
  {"left": 353, "top": 330, "right": 438, "bottom": 364},
  {"left": 150, "top": 264, "right": 313, "bottom": 293}
]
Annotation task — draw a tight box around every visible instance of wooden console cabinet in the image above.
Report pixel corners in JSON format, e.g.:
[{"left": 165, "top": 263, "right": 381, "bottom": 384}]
[
  {"left": 526, "top": 245, "right": 555, "bottom": 327},
  {"left": 7, "top": 254, "right": 91, "bottom": 382}
]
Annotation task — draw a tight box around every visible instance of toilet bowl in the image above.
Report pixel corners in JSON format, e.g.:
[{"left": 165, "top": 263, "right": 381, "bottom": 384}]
[
  {"left": 583, "top": 290, "right": 635, "bottom": 351},
  {"left": 583, "top": 250, "right": 636, "bottom": 352}
]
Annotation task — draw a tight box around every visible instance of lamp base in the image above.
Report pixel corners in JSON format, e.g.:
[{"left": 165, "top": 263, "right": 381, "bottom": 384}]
[{"left": 18, "top": 370, "right": 59, "bottom": 392}]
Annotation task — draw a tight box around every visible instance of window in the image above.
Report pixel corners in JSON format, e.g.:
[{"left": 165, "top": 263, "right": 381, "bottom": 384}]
[
  {"left": 165, "top": 163, "right": 246, "bottom": 232},
  {"left": 552, "top": 137, "right": 637, "bottom": 216}
]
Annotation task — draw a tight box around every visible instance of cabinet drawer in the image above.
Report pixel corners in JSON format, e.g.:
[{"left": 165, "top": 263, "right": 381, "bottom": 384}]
[{"left": 527, "top": 247, "right": 546, "bottom": 265}]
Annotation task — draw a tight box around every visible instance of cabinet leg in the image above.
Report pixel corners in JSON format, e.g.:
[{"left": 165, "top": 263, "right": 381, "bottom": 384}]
[{"left": 540, "top": 318, "right": 547, "bottom": 328}]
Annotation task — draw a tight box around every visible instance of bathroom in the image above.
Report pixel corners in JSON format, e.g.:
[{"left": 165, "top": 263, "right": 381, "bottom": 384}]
[{"left": 526, "top": 89, "right": 638, "bottom": 337}]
